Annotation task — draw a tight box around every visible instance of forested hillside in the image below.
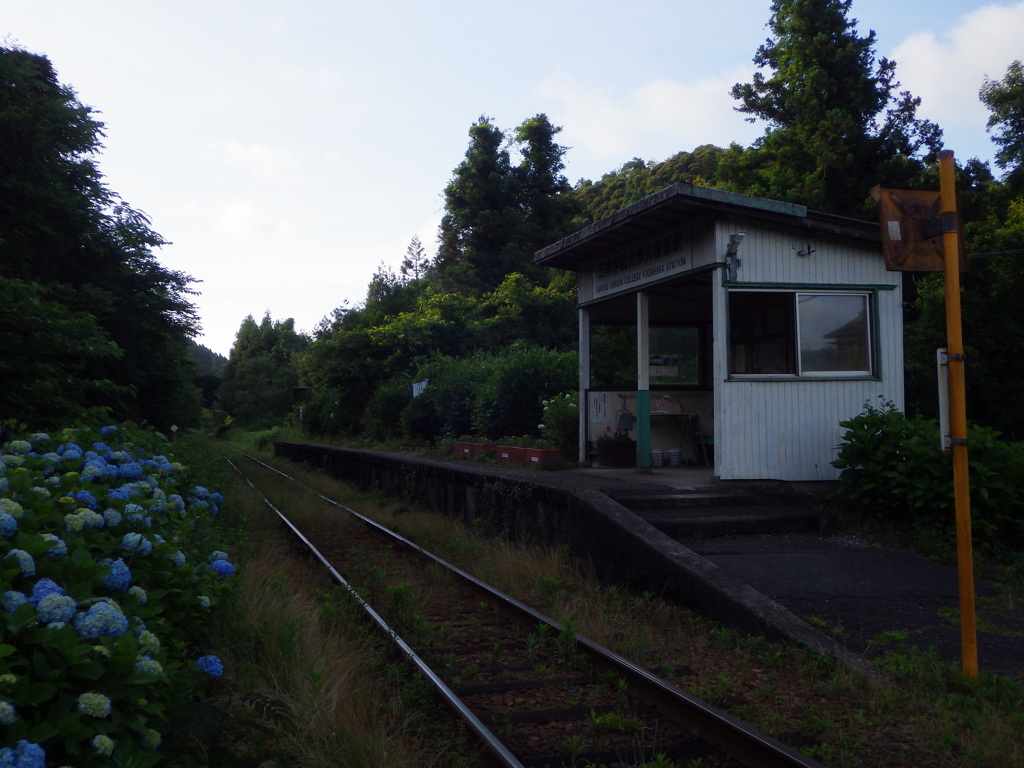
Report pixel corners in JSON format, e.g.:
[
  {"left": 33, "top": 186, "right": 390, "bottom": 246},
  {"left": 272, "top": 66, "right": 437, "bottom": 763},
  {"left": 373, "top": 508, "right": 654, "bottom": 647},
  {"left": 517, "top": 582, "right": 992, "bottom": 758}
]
[{"left": 218, "top": 0, "right": 1021, "bottom": 446}]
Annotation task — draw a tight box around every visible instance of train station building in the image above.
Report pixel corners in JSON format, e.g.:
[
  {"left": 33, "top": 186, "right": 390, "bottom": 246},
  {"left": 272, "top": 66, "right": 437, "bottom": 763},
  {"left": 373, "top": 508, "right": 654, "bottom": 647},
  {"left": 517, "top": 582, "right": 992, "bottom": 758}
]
[{"left": 533, "top": 183, "right": 903, "bottom": 482}]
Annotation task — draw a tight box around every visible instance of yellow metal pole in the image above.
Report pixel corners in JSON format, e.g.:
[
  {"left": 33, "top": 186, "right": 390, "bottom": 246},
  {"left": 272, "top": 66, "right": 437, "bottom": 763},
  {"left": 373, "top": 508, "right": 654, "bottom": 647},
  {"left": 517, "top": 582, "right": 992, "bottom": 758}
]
[{"left": 939, "top": 150, "right": 978, "bottom": 679}]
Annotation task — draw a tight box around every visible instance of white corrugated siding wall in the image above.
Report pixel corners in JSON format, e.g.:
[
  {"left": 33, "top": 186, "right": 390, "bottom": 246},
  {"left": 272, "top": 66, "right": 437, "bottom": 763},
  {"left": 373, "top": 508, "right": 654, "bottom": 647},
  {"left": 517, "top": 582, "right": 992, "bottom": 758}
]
[{"left": 712, "top": 219, "right": 904, "bottom": 481}]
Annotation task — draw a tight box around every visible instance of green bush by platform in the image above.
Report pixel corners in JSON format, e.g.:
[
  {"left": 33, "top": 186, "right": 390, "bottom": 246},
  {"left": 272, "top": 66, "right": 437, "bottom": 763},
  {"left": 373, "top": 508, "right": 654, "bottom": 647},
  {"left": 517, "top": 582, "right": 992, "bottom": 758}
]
[{"left": 832, "top": 400, "right": 1024, "bottom": 560}]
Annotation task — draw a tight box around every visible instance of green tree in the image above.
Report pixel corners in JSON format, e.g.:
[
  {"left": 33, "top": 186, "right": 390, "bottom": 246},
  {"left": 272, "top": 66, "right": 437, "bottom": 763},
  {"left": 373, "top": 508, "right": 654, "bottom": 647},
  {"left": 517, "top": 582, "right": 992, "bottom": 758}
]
[
  {"left": 728, "top": 0, "right": 942, "bottom": 215},
  {"left": 399, "top": 234, "right": 430, "bottom": 281},
  {"left": 435, "top": 114, "right": 577, "bottom": 293},
  {"left": 435, "top": 115, "right": 519, "bottom": 293},
  {"left": 0, "top": 277, "right": 124, "bottom": 428},
  {"left": 220, "top": 313, "right": 309, "bottom": 429},
  {"left": 0, "top": 45, "right": 202, "bottom": 430},
  {"left": 980, "top": 60, "right": 1024, "bottom": 192}
]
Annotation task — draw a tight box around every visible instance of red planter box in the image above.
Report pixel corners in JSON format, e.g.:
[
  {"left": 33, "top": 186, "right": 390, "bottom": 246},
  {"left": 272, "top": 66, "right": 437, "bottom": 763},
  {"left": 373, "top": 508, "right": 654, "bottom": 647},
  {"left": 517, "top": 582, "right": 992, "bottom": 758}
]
[
  {"left": 496, "top": 445, "right": 527, "bottom": 464},
  {"left": 453, "top": 441, "right": 496, "bottom": 459},
  {"left": 525, "top": 447, "right": 561, "bottom": 468},
  {"left": 470, "top": 442, "right": 496, "bottom": 459}
]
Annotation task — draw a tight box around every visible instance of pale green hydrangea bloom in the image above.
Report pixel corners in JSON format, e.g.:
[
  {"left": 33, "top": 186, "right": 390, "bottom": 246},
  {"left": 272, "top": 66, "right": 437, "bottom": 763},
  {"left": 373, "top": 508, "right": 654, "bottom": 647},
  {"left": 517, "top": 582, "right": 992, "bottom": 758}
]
[
  {"left": 92, "top": 734, "right": 115, "bottom": 756},
  {"left": 76, "top": 692, "right": 112, "bottom": 718}
]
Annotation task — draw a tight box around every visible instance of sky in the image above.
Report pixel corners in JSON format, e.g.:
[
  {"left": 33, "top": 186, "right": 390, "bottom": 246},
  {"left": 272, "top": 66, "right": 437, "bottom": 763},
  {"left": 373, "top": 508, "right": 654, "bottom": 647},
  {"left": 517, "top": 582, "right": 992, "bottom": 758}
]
[{"left": 5, "top": 1, "right": 1024, "bottom": 358}]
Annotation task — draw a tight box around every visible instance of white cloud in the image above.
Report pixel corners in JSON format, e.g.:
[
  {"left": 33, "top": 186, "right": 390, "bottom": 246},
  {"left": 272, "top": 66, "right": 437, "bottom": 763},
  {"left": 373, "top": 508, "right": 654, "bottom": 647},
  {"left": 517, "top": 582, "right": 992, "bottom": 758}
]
[
  {"left": 537, "top": 67, "right": 763, "bottom": 169},
  {"left": 891, "top": 3, "right": 1024, "bottom": 142},
  {"left": 219, "top": 140, "right": 308, "bottom": 186},
  {"left": 217, "top": 199, "right": 294, "bottom": 239}
]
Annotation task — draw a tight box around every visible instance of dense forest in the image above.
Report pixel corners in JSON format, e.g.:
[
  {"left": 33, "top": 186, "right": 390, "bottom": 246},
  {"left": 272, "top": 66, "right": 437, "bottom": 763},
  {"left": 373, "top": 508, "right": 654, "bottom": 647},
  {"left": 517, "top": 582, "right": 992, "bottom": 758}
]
[{"left": 3, "top": 0, "right": 1023, "bottom": 446}]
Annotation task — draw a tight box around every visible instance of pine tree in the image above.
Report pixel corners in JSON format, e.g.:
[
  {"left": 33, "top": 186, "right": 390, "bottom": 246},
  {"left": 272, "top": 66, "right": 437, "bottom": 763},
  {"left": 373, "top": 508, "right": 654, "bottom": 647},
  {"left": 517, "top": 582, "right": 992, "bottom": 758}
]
[{"left": 728, "top": 0, "right": 941, "bottom": 214}]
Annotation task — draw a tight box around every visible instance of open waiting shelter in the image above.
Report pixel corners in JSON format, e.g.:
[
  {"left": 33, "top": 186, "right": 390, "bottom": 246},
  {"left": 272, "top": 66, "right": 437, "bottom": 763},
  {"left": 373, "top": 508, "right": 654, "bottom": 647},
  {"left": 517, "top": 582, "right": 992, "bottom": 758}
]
[{"left": 534, "top": 183, "right": 904, "bottom": 482}]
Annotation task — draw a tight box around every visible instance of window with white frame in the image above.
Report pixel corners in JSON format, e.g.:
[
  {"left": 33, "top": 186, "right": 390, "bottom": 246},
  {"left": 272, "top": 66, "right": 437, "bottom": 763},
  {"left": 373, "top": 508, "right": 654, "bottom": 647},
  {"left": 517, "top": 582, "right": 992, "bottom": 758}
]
[{"left": 728, "top": 290, "right": 872, "bottom": 377}]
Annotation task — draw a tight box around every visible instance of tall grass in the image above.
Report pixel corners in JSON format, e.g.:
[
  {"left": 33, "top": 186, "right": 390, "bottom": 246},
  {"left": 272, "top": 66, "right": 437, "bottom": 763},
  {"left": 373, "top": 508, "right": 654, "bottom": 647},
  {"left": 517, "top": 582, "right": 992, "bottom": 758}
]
[
  {"left": 203, "top": 447, "right": 477, "bottom": 767},
  {"left": 220, "top": 447, "right": 1024, "bottom": 768}
]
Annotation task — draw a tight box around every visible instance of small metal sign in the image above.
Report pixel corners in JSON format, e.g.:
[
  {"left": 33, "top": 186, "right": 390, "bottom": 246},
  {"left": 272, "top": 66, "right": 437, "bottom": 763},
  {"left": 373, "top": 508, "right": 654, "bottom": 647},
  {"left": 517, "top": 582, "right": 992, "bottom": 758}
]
[{"left": 869, "top": 185, "right": 968, "bottom": 272}]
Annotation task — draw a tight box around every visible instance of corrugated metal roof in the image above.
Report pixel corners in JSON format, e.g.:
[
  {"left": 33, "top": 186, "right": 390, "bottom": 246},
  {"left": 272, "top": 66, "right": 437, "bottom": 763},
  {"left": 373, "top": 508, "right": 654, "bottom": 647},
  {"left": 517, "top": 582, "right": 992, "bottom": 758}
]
[{"left": 534, "top": 183, "right": 880, "bottom": 271}]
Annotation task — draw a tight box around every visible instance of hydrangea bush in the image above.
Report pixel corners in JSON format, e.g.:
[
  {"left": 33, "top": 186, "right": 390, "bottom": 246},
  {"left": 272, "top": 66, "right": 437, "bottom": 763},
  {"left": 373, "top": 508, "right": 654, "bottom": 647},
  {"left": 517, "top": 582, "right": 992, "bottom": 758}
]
[{"left": 0, "top": 424, "right": 236, "bottom": 767}]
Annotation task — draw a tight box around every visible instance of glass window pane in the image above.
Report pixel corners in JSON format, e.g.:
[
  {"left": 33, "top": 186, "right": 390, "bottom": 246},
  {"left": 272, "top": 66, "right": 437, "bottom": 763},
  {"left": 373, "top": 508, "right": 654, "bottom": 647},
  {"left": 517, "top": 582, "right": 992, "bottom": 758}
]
[
  {"left": 797, "top": 294, "right": 870, "bottom": 373},
  {"left": 728, "top": 292, "right": 794, "bottom": 374}
]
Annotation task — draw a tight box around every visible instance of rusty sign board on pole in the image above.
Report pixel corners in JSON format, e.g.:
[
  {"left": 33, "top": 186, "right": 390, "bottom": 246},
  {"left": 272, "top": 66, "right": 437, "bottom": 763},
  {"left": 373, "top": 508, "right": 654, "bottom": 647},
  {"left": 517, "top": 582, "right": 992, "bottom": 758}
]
[{"left": 869, "top": 185, "right": 968, "bottom": 272}]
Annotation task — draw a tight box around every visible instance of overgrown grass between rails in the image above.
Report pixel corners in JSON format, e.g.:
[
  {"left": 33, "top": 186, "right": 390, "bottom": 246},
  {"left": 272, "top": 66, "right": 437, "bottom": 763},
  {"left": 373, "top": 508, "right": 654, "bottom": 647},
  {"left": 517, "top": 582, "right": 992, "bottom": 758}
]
[
  {"left": 225, "top": 448, "right": 1024, "bottom": 768},
  {"left": 202, "top": 443, "right": 482, "bottom": 768}
]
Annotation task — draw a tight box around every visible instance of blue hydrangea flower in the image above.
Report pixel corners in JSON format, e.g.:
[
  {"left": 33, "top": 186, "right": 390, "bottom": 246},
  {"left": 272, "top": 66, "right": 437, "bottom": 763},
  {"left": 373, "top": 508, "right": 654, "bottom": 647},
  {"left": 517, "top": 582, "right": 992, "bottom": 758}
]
[
  {"left": 8, "top": 440, "right": 31, "bottom": 455},
  {"left": 72, "top": 600, "right": 128, "bottom": 639},
  {"left": 74, "top": 489, "right": 98, "bottom": 510},
  {"left": 196, "top": 655, "right": 224, "bottom": 677},
  {"left": 101, "top": 558, "right": 131, "bottom": 591},
  {"left": 92, "top": 734, "right": 115, "bottom": 756},
  {"left": 103, "top": 508, "right": 122, "bottom": 527},
  {"left": 211, "top": 491, "right": 225, "bottom": 505},
  {"left": 100, "top": 425, "right": 118, "bottom": 437},
  {"left": 198, "top": 595, "right": 211, "bottom": 608},
  {"left": 134, "top": 656, "right": 163, "bottom": 675},
  {"left": 82, "top": 509, "right": 104, "bottom": 529},
  {"left": 0, "top": 699, "right": 15, "bottom": 725},
  {"left": 0, "top": 512, "right": 17, "bottom": 538},
  {"left": 121, "top": 533, "right": 152, "bottom": 556},
  {"left": 210, "top": 560, "right": 235, "bottom": 577},
  {"left": 91, "top": 442, "right": 111, "bottom": 453},
  {"left": 37, "top": 593, "right": 76, "bottom": 624},
  {"left": 119, "top": 461, "right": 143, "bottom": 480},
  {"left": 208, "top": 550, "right": 228, "bottom": 563},
  {"left": 126, "top": 586, "right": 147, "bottom": 604},
  {"left": 7, "top": 549, "right": 35, "bottom": 577},
  {"left": 61, "top": 447, "right": 83, "bottom": 462},
  {"left": 170, "top": 494, "right": 185, "bottom": 511},
  {"left": 106, "top": 486, "right": 130, "bottom": 502},
  {"left": 1, "top": 740, "right": 46, "bottom": 768},
  {"left": 29, "top": 578, "right": 63, "bottom": 606},
  {"left": 2, "top": 591, "right": 27, "bottom": 613},
  {"left": 29, "top": 433, "right": 49, "bottom": 444},
  {"left": 76, "top": 692, "right": 111, "bottom": 718},
  {"left": 171, "top": 550, "right": 186, "bottom": 567},
  {"left": 41, "top": 534, "right": 67, "bottom": 557}
]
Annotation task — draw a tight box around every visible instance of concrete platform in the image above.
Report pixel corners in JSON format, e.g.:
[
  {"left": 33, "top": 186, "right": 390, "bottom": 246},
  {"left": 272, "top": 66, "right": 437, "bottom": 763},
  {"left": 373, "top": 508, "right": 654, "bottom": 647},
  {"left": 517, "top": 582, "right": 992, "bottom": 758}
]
[{"left": 532, "top": 464, "right": 1024, "bottom": 682}]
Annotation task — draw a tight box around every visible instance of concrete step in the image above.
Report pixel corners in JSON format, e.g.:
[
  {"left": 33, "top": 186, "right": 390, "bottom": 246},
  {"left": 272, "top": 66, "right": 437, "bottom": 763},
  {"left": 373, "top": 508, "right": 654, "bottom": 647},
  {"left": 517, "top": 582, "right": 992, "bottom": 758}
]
[
  {"left": 636, "top": 504, "right": 829, "bottom": 537},
  {"left": 607, "top": 489, "right": 826, "bottom": 537},
  {"left": 609, "top": 491, "right": 808, "bottom": 511}
]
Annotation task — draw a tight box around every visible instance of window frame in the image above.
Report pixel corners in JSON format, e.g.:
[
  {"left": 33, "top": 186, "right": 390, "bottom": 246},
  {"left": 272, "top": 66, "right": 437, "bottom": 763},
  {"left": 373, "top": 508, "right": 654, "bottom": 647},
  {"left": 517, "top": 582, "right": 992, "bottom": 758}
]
[{"left": 727, "top": 288, "right": 876, "bottom": 380}]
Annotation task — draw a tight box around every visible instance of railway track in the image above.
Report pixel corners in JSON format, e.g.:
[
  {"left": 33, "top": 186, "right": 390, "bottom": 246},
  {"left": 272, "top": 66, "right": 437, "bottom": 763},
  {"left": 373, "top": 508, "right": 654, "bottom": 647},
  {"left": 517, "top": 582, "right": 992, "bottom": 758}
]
[{"left": 229, "top": 450, "right": 825, "bottom": 768}]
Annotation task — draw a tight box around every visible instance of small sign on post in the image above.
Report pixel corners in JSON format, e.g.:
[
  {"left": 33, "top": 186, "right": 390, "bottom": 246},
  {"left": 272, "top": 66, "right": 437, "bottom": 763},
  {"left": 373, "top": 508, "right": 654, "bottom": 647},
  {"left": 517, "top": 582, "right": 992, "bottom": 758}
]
[
  {"left": 869, "top": 185, "right": 968, "bottom": 272},
  {"left": 170, "top": 424, "right": 178, "bottom": 442}
]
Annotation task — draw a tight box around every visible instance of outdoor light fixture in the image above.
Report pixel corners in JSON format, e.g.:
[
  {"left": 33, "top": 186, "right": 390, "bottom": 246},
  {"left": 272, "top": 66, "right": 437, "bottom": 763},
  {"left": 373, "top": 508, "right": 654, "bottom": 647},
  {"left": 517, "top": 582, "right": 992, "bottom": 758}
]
[{"left": 725, "top": 231, "right": 746, "bottom": 281}]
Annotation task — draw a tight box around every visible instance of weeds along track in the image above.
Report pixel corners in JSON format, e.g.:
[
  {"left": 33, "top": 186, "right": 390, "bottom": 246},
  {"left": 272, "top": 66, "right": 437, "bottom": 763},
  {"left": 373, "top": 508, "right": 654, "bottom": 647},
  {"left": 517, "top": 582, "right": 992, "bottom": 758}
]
[{"left": 229, "top": 450, "right": 824, "bottom": 768}]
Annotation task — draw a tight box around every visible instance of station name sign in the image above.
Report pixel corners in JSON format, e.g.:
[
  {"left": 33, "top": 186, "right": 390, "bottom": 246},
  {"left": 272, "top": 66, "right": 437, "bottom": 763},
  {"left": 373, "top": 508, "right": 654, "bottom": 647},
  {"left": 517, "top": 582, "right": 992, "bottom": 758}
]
[{"left": 590, "top": 230, "right": 688, "bottom": 298}]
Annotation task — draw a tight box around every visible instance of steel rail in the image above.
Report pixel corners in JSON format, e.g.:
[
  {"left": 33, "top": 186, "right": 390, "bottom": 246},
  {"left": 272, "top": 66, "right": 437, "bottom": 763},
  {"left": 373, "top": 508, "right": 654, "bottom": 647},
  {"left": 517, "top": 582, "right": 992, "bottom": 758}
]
[
  {"left": 225, "top": 455, "right": 524, "bottom": 768},
  {"left": 231, "top": 449, "right": 825, "bottom": 768}
]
